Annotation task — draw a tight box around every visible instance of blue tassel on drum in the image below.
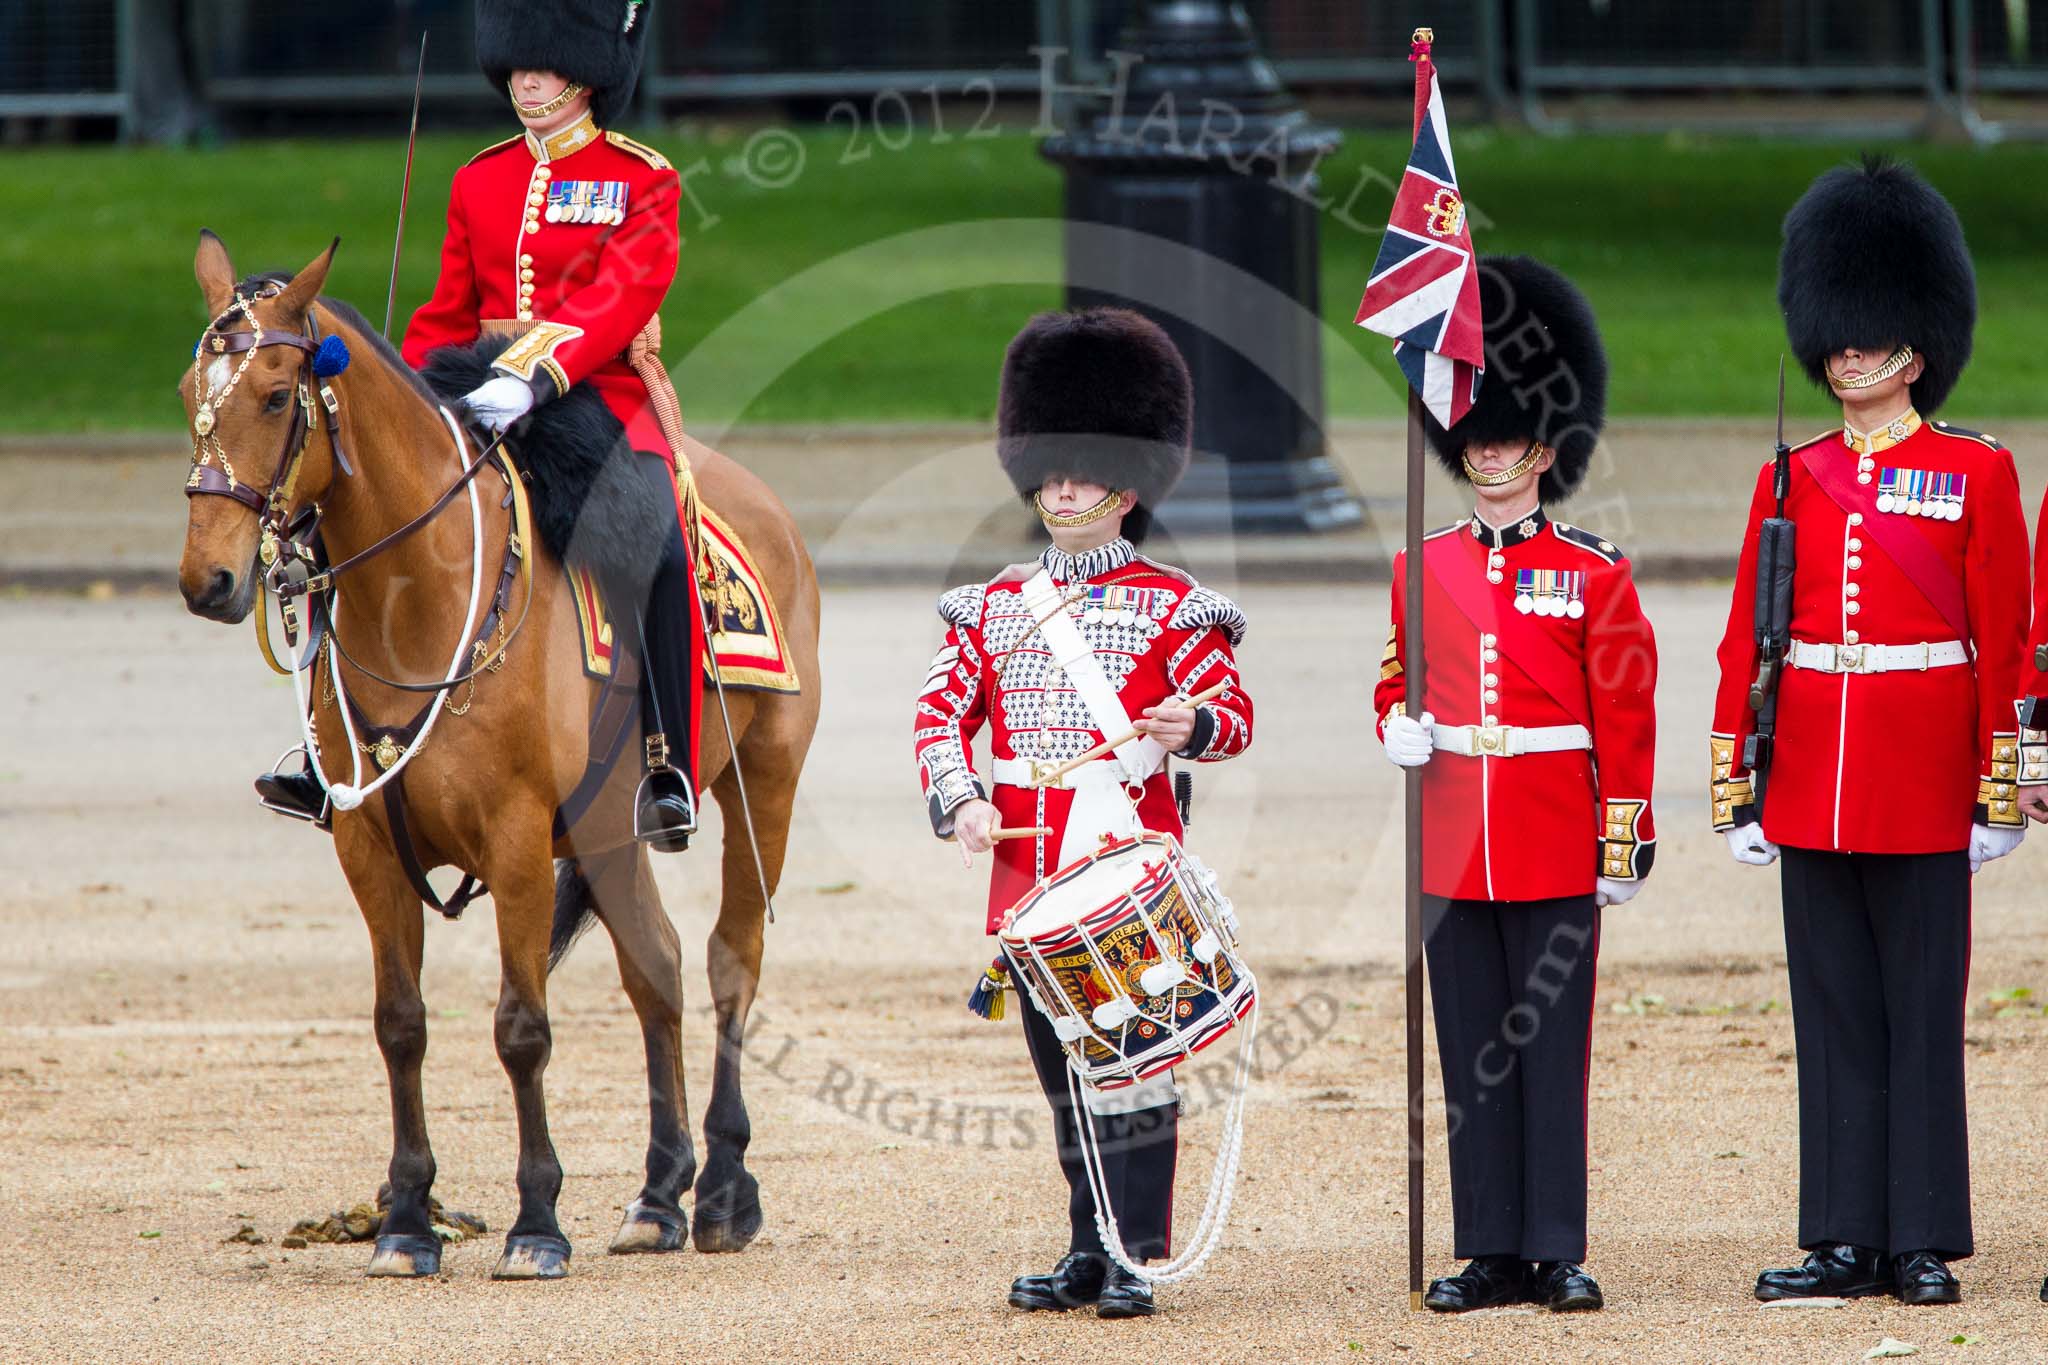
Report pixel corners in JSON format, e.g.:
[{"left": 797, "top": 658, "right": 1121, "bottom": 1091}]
[{"left": 966, "top": 957, "right": 1010, "bottom": 1022}]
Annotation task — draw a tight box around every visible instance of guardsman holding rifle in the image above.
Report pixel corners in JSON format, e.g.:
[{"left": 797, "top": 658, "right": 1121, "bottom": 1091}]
[
  {"left": 1713, "top": 157, "right": 2029, "bottom": 1306},
  {"left": 1374, "top": 257, "right": 1657, "bottom": 1314}
]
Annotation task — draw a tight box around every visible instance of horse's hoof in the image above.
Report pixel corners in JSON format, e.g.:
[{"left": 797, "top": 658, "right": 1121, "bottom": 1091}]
[
  {"left": 366, "top": 1233, "right": 442, "bottom": 1278},
  {"left": 691, "top": 1197, "right": 763, "bottom": 1254},
  {"left": 490, "top": 1234, "right": 571, "bottom": 1281},
  {"left": 608, "top": 1198, "right": 687, "bottom": 1254}
]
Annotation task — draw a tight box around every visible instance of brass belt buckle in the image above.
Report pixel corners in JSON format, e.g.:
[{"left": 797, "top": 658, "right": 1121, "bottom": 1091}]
[
  {"left": 1470, "top": 724, "right": 1509, "bottom": 756},
  {"left": 1834, "top": 643, "right": 1866, "bottom": 673},
  {"left": 1029, "top": 759, "right": 1063, "bottom": 788}
]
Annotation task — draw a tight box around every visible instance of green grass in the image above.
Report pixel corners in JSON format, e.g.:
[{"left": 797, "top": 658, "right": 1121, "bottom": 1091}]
[{"left": 5, "top": 122, "right": 2048, "bottom": 433}]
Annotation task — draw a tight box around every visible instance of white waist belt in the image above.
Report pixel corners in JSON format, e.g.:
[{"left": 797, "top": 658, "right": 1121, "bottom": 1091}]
[
  {"left": 991, "top": 755, "right": 1164, "bottom": 792},
  {"left": 1429, "top": 722, "right": 1592, "bottom": 758},
  {"left": 1786, "top": 640, "right": 1968, "bottom": 675}
]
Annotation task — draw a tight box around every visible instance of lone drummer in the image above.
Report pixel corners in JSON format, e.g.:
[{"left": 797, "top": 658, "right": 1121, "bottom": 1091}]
[{"left": 912, "top": 309, "right": 1254, "bottom": 1318}]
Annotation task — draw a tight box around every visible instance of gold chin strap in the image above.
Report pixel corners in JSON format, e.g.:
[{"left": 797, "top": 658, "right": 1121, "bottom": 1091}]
[
  {"left": 510, "top": 80, "right": 588, "bottom": 119},
  {"left": 1034, "top": 489, "right": 1124, "bottom": 530},
  {"left": 1830, "top": 344, "right": 1915, "bottom": 391},
  {"left": 1463, "top": 441, "right": 1549, "bottom": 488}
]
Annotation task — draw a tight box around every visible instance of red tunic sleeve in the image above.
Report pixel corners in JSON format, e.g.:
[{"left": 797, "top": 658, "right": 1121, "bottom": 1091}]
[
  {"left": 399, "top": 168, "right": 483, "bottom": 370},
  {"left": 1708, "top": 462, "right": 1774, "bottom": 831},
  {"left": 1965, "top": 445, "right": 2030, "bottom": 827},
  {"left": 1585, "top": 554, "right": 1658, "bottom": 879}
]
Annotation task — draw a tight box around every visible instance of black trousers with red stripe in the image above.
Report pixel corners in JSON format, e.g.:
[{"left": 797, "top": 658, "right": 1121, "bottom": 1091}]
[
  {"left": 1778, "top": 847, "right": 1973, "bottom": 1261},
  {"left": 1020, "top": 1000, "right": 1179, "bottom": 1262},
  {"left": 1423, "top": 893, "right": 1601, "bottom": 1264}
]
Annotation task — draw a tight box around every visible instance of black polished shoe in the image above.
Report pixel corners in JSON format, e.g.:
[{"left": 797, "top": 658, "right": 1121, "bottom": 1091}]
[
  {"left": 1423, "top": 1255, "right": 1534, "bottom": 1312},
  {"left": 633, "top": 768, "right": 697, "bottom": 853},
  {"left": 1095, "top": 1264, "right": 1157, "bottom": 1319},
  {"left": 1754, "top": 1244, "right": 1891, "bottom": 1301},
  {"left": 254, "top": 765, "right": 329, "bottom": 827},
  {"left": 1535, "top": 1261, "right": 1604, "bottom": 1312},
  {"left": 2038, "top": 1271, "right": 2047, "bottom": 1304},
  {"left": 1008, "top": 1252, "right": 1107, "bottom": 1312},
  {"left": 1893, "top": 1251, "right": 1960, "bottom": 1306}
]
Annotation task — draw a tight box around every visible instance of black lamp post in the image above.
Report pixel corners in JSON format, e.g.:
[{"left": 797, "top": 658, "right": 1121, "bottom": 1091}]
[{"left": 1041, "top": 1, "right": 1359, "bottom": 535}]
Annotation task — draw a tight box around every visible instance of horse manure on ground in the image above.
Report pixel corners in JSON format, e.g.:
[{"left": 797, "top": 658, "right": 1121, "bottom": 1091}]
[{"left": 286, "top": 1194, "right": 487, "bottom": 1246}]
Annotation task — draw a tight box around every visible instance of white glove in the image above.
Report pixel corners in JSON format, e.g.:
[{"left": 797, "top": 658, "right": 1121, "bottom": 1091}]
[
  {"left": 1382, "top": 711, "right": 1434, "bottom": 768},
  {"left": 1595, "top": 877, "right": 1640, "bottom": 908},
  {"left": 1969, "top": 821, "right": 2025, "bottom": 874},
  {"left": 463, "top": 375, "right": 536, "bottom": 432},
  {"left": 1725, "top": 824, "right": 1779, "bottom": 866}
]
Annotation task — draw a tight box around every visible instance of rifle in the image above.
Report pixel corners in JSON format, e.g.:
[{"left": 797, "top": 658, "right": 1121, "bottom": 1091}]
[{"left": 1743, "top": 358, "right": 1796, "bottom": 803}]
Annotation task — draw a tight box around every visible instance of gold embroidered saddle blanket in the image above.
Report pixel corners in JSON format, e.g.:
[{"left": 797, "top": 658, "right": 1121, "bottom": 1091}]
[{"left": 569, "top": 504, "right": 801, "bottom": 695}]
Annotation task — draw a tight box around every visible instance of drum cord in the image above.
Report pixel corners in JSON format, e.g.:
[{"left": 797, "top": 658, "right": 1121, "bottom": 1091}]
[{"left": 1067, "top": 997, "right": 1258, "bottom": 1285}]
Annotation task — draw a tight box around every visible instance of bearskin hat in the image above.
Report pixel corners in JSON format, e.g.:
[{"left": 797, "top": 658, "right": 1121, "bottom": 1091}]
[
  {"left": 997, "top": 308, "right": 1193, "bottom": 542},
  {"left": 1423, "top": 255, "right": 1608, "bottom": 505},
  {"left": 477, "top": 0, "right": 651, "bottom": 130},
  {"left": 1777, "top": 154, "right": 1975, "bottom": 416}
]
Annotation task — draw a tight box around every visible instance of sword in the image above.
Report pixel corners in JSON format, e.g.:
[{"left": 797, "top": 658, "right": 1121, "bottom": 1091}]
[
  {"left": 382, "top": 31, "right": 429, "bottom": 339},
  {"left": 691, "top": 566, "right": 779, "bottom": 926}
]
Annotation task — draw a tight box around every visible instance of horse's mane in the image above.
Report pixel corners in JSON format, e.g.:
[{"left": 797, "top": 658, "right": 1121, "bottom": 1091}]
[{"left": 235, "top": 271, "right": 439, "bottom": 407}]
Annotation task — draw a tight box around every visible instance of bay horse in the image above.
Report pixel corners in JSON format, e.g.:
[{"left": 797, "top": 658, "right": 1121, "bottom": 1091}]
[{"left": 175, "top": 232, "right": 821, "bottom": 1279}]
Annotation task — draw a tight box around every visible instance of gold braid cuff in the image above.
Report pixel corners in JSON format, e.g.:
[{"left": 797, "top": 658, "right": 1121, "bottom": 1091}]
[
  {"left": 1033, "top": 490, "right": 1124, "bottom": 530},
  {"left": 510, "top": 81, "right": 589, "bottom": 119},
  {"left": 1829, "top": 345, "right": 1914, "bottom": 392},
  {"left": 1463, "top": 440, "right": 1549, "bottom": 487}
]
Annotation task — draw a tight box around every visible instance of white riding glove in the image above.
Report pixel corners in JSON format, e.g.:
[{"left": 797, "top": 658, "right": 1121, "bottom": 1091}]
[
  {"left": 1595, "top": 877, "right": 1640, "bottom": 908},
  {"left": 1969, "top": 821, "right": 2025, "bottom": 874},
  {"left": 1382, "top": 710, "right": 1434, "bottom": 768},
  {"left": 1725, "top": 824, "right": 1779, "bottom": 867},
  {"left": 462, "top": 375, "right": 536, "bottom": 432}
]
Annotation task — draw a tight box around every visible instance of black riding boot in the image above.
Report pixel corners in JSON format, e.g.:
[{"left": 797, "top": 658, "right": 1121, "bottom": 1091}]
[
  {"left": 631, "top": 461, "right": 699, "bottom": 854},
  {"left": 255, "top": 749, "right": 330, "bottom": 828}
]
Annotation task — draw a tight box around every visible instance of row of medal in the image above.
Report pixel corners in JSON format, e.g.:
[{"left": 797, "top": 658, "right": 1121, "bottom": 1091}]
[
  {"left": 1513, "top": 568, "right": 1586, "bottom": 618},
  {"left": 545, "top": 179, "right": 631, "bottom": 226},
  {"left": 1074, "top": 583, "right": 1164, "bottom": 627},
  {"left": 1875, "top": 468, "right": 1966, "bottom": 521}
]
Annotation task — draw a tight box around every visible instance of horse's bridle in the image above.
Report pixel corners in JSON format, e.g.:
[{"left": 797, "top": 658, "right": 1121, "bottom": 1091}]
[
  {"left": 184, "top": 285, "right": 535, "bottom": 690},
  {"left": 184, "top": 283, "right": 353, "bottom": 554}
]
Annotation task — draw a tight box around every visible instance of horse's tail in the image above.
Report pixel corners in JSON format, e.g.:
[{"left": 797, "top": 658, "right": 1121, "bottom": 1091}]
[{"left": 548, "top": 858, "right": 600, "bottom": 972}]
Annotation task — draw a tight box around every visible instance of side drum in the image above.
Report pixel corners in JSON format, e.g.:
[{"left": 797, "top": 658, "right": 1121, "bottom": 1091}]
[{"left": 999, "top": 832, "right": 1255, "bottom": 1089}]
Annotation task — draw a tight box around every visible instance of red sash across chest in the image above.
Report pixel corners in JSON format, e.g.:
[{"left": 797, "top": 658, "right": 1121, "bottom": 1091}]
[{"left": 1798, "top": 444, "right": 1971, "bottom": 643}]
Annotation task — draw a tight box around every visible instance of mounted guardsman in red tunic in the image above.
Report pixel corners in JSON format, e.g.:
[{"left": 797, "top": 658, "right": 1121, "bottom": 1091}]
[
  {"left": 1373, "top": 256, "right": 1654, "bottom": 1315},
  {"left": 259, "top": 0, "right": 700, "bottom": 850},
  {"left": 1714, "top": 157, "right": 2029, "bottom": 1307},
  {"left": 912, "top": 310, "right": 1253, "bottom": 1319}
]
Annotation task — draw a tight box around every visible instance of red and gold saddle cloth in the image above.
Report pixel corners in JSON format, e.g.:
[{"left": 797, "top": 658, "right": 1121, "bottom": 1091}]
[{"left": 569, "top": 505, "right": 801, "bottom": 694}]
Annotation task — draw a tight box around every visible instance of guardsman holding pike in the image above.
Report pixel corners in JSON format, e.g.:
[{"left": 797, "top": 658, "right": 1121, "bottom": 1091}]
[
  {"left": 912, "top": 309, "right": 1254, "bottom": 1319},
  {"left": 1714, "top": 156, "right": 2029, "bottom": 1307},
  {"left": 1374, "top": 256, "right": 1657, "bottom": 1315}
]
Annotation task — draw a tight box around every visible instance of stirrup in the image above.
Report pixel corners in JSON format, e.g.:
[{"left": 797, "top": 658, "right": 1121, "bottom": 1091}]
[
  {"left": 633, "top": 765, "right": 700, "bottom": 845},
  {"left": 256, "top": 745, "right": 331, "bottom": 828}
]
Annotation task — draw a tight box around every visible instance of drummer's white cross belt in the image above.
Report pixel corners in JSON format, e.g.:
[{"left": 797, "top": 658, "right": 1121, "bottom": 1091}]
[
  {"left": 1430, "top": 722, "right": 1591, "bottom": 757},
  {"left": 1018, "top": 569, "right": 1167, "bottom": 870},
  {"left": 1786, "top": 639, "right": 1969, "bottom": 674}
]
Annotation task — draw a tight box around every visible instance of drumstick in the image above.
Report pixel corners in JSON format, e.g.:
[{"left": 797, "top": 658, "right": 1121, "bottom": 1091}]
[
  {"left": 1031, "top": 681, "right": 1232, "bottom": 789},
  {"left": 991, "top": 826, "right": 1054, "bottom": 841}
]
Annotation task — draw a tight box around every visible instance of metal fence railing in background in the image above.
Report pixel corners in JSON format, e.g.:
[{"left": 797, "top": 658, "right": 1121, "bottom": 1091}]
[
  {"left": 1042, "top": 1, "right": 1505, "bottom": 116},
  {"left": 1514, "top": 0, "right": 1947, "bottom": 135},
  {"left": 0, "top": 0, "right": 131, "bottom": 130},
  {"left": 8, "top": 0, "right": 2048, "bottom": 143}
]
